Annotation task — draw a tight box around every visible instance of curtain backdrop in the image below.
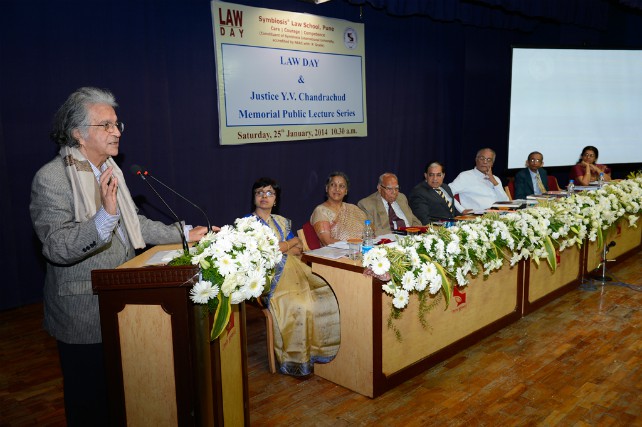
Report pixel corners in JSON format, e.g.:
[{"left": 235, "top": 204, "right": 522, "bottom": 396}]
[{"left": 2, "top": 0, "right": 642, "bottom": 310}]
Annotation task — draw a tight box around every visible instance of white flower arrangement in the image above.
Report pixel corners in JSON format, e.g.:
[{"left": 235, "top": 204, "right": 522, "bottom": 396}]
[{"left": 171, "top": 216, "right": 282, "bottom": 339}]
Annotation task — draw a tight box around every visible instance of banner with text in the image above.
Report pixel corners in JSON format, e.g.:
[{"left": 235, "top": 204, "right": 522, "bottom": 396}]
[{"left": 211, "top": 1, "right": 367, "bottom": 145}]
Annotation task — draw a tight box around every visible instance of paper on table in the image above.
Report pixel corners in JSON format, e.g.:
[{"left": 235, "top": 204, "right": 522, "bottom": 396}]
[
  {"left": 328, "top": 235, "right": 396, "bottom": 251},
  {"left": 331, "top": 234, "right": 398, "bottom": 248},
  {"left": 305, "top": 246, "right": 350, "bottom": 259},
  {"left": 144, "top": 249, "right": 184, "bottom": 266},
  {"left": 329, "top": 241, "right": 349, "bottom": 249}
]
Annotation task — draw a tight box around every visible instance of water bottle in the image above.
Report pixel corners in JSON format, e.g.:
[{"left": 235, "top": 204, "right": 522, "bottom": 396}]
[
  {"left": 598, "top": 172, "right": 605, "bottom": 188},
  {"left": 362, "top": 220, "right": 375, "bottom": 254},
  {"left": 567, "top": 179, "right": 575, "bottom": 195}
]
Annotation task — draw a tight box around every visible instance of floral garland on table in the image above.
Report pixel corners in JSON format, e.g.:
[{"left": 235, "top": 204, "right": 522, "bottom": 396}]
[
  {"left": 362, "top": 178, "right": 642, "bottom": 338},
  {"left": 627, "top": 170, "right": 642, "bottom": 179},
  {"left": 556, "top": 178, "right": 642, "bottom": 246},
  {"left": 169, "top": 217, "right": 282, "bottom": 340}
]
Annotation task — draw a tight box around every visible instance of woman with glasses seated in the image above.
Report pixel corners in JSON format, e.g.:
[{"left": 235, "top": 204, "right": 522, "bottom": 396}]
[
  {"left": 514, "top": 151, "right": 549, "bottom": 199},
  {"left": 310, "top": 171, "right": 366, "bottom": 246},
  {"left": 570, "top": 146, "right": 612, "bottom": 186},
  {"left": 247, "top": 177, "right": 339, "bottom": 376}
]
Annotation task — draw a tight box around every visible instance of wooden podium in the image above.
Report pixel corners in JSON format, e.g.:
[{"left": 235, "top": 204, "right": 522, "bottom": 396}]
[{"left": 91, "top": 244, "right": 249, "bottom": 426}]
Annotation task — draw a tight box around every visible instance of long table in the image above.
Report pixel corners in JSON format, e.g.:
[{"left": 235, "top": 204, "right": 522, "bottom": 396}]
[
  {"left": 302, "top": 254, "right": 523, "bottom": 397},
  {"left": 301, "top": 217, "right": 641, "bottom": 398}
]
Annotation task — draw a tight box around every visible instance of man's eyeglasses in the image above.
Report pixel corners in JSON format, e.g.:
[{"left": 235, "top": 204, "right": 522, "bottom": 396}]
[
  {"left": 528, "top": 158, "right": 543, "bottom": 163},
  {"left": 476, "top": 156, "right": 494, "bottom": 163},
  {"left": 84, "top": 121, "right": 125, "bottom": 134},
  {"left": 380, "top": 185, "right": 400, "bottom": 192},
  {"left": 427, "top": 173, "right": 443, "bottom": 178},
  {"left": 255, "top": 191, "right": 275, "bottom": 198}
]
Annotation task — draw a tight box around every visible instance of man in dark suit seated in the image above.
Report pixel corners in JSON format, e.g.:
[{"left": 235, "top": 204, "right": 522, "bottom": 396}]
[
  {"left": 514, "top": 151, "right": 549, "bottom": 199},
  {"left": 357, "top": 172, "right": 422, "bottom": 236},
  {"left": 409, "top": 161, "right": 469, "bottom": 224}
]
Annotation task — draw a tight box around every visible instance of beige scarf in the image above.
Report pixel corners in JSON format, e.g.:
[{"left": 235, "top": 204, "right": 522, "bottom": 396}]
[{"left": 61, "top": 146, "right": 145, "bottom": 249}]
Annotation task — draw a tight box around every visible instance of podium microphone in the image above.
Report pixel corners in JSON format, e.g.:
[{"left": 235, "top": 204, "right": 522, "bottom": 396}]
[
  {"left": 131, "top": 164, "right": 212, "bottom": 232},
  {"left": 131, "top": 164, "right": 189, "bottom": 255}
]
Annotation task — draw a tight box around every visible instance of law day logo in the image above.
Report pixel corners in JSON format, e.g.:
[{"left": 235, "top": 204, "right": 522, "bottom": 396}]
[{"left": 217, "top": 6, "right": 244, "bottom": 38}]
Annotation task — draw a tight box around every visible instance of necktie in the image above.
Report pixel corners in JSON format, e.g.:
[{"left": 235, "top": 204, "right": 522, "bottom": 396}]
[
  {"left": 435, "top": 188, "right": 454, "bottom": 215},
  {"left": 388, "top": 202, "right": 405, "bottom": 230},
  {"left": 535, "top": 173, "right": 547, "bottom": 194}
]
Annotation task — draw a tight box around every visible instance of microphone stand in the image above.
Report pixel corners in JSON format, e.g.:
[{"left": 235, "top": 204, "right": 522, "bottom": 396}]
[
  {"left": 144, "top": 173, "right": 212, "bottom": 232},
  {"left": 591, "top": 241, "right": 616, "bottom": 284},
  {"left": 134, "top": 172, "right": 190, "bottom": 255}
]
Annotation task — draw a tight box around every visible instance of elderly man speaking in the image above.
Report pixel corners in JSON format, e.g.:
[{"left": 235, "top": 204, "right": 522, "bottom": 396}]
[
  {"left": 30, "top": 87, "right": 211, "bottom": 426},
  {"left": 358, "top": 172, "right": 422, "bottom": 236}
]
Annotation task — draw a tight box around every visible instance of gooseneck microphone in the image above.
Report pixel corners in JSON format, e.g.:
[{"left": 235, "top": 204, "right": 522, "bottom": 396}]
[
  {"left": 131, "top": 164, "right": 190, "bottom": 255},
  {"left": 130, "top": 164, "right": 212, "bottom": 232}
]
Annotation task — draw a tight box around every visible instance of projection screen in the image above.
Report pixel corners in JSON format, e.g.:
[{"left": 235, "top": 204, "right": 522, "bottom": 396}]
[{"left": 507, "top": 47, "right": 642, "bottom": 169}]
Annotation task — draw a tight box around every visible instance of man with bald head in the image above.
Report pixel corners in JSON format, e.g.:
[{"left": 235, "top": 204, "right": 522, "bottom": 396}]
[
  {"left": 514, "top": 151, "right": 549, "bottom": 199},
  {"left": 409, "top": 161, "right": 468, "bottom": 224},
  {"left": 358, "top": 172, "right": 422, "bottom": 236}
]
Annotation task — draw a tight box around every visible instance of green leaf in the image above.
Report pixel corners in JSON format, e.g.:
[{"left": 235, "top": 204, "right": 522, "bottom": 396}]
[
  {"left": 543, "top": 235, "right": 556, "bottom": 273},
  {"left": 210, "top": 294, "right": 232, "bottom": 340},
  {"left": 433, "top": 262, "right": 452, "bottom": 308}
]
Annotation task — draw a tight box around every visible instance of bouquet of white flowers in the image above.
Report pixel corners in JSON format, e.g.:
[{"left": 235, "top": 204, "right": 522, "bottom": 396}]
[{"left": 170, "top": 217, "right": 282, "bottom": 339}]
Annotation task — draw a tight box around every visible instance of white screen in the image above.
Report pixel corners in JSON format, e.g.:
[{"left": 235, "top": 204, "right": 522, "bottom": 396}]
[{"left": 507, "top": 47, "right": 642, "bottom": 168}]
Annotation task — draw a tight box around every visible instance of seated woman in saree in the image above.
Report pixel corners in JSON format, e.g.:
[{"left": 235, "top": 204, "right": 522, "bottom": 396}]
[
  {"left": 310, "top": 171, "right": 367, "bottom": 246},
  {"left": 247, "top": 177, "right": 340, "bottom": 377},
  {"left": 569, "top": 145, "right": 612, "bottom": 186}
]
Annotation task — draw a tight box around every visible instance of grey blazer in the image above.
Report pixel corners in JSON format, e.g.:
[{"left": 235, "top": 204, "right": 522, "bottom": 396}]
[
  {"left": 30, "top": 156, "right": 184, "bottom": 344},
  {"left": 357, "top": 192, "right": 422, "bottom": 236}
]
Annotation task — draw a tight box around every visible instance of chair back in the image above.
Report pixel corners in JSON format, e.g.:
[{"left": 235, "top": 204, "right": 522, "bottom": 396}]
[
  {"left": 299, "top": 221, "right": 321, "bottom": 251},
  {"left": 504, "top": 186, "right": 513, "bottom": 201},
  {"left": 505, "top": 178, "right": 515, "bottom": 200},
  {"left": 297, "top": 229, "right": 309, "bottom": 252},
  {"left": 547, "top": 175, "right": 561, "bottom": 191}
]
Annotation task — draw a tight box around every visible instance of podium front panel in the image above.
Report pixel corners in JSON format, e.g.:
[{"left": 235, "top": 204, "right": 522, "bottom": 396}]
[{"left": 92, "top": 253, "right": 249, "bottom": 426}]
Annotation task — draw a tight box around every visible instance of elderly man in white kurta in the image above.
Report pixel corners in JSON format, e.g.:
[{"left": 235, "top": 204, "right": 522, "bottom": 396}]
[{"left": 449, "top": 148, "right": 509, "bottom": 211}]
